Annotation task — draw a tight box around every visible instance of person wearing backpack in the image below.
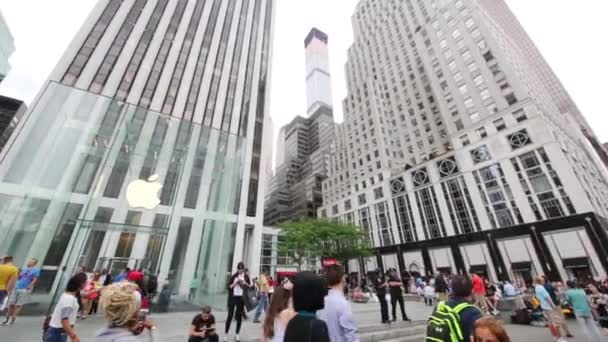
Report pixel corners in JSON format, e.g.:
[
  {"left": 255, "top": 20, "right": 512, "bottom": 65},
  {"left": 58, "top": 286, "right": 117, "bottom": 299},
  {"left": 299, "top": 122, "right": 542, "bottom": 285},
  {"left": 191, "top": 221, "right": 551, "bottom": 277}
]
[{"left": 426, "top": 275, "right": 482, "bottom": 342}]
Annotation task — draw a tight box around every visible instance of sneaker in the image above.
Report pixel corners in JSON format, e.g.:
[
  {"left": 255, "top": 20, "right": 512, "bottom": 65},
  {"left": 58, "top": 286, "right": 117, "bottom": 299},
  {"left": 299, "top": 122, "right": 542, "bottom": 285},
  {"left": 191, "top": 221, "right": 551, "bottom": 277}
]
[
  {"left": 223, "top": 337, "right": 228, "bottom": 342},
  {"left": 556, "top": 338, "right": 568, "bottom": 342},
  {"left": 2, "top": 318, "right": 14, "bottom": 326},
  {"left": 236, "top": 335, "right": 240, "bottom": 342},
  {"left": 492, "top": 309, "right": 500, "bottom": 316}
]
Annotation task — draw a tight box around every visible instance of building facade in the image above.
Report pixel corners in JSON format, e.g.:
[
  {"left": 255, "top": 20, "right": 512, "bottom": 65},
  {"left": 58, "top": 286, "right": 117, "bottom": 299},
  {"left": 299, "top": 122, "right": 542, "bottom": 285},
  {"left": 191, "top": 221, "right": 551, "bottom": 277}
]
[
  {"left": 320, "top": 0, "right": 608, "bottom": 284},
  {"left": 0, "top": 95, "right": 26, "bottom": 152},
  {"left": 0, "top": 0, "right": 275, "bottom": 310},
  {"left": 264, "top": 28, "right": 335, "bottom": 226},
  {"left": 0, "top": 10, "right": 15, "bottom": 84}
]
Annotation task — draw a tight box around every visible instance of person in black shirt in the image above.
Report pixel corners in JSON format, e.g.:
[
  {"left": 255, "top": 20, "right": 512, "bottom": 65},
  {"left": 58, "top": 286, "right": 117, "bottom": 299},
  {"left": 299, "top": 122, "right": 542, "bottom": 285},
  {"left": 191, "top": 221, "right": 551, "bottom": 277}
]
[
  {"left": 434, "top": 272, "right": 449, "bottom": 302},
  {"left": 189, "top": 306, "right": 218, "bottom": 342},
  {"left": 373, "top": 269, "right": 390, "bottom": 324},
  {"left": 388, "top": 269, "right": 410, "bottom": 321},
  {"left": 283, "top": 272, "right": 330, "bottom": 342}
]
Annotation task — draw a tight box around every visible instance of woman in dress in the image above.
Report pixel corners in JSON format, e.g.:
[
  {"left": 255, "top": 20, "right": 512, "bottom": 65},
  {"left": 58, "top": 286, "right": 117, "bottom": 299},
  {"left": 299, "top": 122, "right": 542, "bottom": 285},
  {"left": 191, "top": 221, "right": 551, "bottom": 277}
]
[
  {"left": 80, "top": 272, "right": 101, "bottom": 319},
  {"left": 262, "top": 283, "right": 295, "bottom": 342}
]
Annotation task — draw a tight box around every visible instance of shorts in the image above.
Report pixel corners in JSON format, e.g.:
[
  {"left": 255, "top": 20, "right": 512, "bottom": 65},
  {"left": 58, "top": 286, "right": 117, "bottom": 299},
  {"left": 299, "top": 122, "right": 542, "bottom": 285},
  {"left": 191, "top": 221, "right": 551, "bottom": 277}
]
[
  {"left": 8, "top": 289, "right": 31, "bottom": 306},
  {"left": 0, "top": 290, "right": 8, "bottom": 305},
  {"left": 543, "top": 309, "right": 562, "bottom": 325}
]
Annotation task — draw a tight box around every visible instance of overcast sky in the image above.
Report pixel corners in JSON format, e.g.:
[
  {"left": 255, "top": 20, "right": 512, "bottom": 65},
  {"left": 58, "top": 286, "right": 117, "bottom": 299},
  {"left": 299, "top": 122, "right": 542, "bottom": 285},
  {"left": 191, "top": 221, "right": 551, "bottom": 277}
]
[{"left": 1, "top": 0, "right": 606, "bottom": 148}]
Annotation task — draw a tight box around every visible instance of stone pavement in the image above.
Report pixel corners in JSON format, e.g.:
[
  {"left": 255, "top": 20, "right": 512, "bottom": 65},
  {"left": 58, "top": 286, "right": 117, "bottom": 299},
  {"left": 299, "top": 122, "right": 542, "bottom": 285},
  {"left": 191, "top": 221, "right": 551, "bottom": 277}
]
[{"left": 3, "top": 299, "right": 592, "bottom": 341}]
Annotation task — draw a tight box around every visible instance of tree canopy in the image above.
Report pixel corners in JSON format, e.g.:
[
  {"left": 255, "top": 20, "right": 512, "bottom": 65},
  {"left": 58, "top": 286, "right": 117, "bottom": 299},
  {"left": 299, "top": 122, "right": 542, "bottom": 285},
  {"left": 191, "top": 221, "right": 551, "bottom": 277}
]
[{"left": 277, "top": 218, "right": 373, "bottom": 270}]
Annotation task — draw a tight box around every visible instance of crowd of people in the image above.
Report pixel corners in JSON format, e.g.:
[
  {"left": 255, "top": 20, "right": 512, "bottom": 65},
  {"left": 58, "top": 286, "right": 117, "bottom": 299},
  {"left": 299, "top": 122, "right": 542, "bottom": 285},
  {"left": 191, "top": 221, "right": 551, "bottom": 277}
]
[{"left": 4, "top": 254, "right": 608, "bottom": 342}]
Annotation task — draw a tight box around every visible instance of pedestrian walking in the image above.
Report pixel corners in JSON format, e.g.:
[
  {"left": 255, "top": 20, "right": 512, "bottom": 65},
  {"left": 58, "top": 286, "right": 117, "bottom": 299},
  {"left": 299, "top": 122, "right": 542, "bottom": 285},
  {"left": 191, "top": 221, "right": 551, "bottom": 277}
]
[
  {"left": 425, "top": 275, "right": 482, "bottom": 342},
  {"left": 589, "top": 284, "right": 608, "bottom": 328},
  {"left": 189, "top": 305, "right": 219, "bottom": 342},
  {"left": 262, "top": 284, "right": 295, "bottom": 342},
  {"left": 473, "top": 317, "right": 511, "bottom": 342},
  {"left": 43, "top": 273, "right": 87, "bottom": 342},
  {"left": 81, "top": 272, "right": 101, "bottom": 318},
  {"left": 318, "top": 266, "right": 360, "bottom": 342},
  {"left": 0, "top": 256, "right": 18, "bottom": 310},
  {"left": 2, "top": 257, "right": 40, "bottom": 325},
  {"left": 423, "top": 282, "right": 436, "bottom": 307},
  {"left": 372, "top": 269, "right": 390, "bottom": 324},
  {"left": 470, "top": 271, "right": 487, "bottom": 314},
  {"left": 283, "top": 272, "right": 330, "bottom": 342},
  {"left": 534, "top": 276, "right": 567, "bottom": 342},
  {"left": 94, "top": 282, "right": 155, "bottom": 342},
  {"left": 387, "top": 269, "right": 410, "bottom": 321},
  {"left": 254, "top": 270, "right": 270, "bottom": 323},
  {"left": 224, "top": 262, "right": 251, "bottom": 342},
  {"left": 566, "top": 280, "right": 604, "bottom": 342},
  {"left": 434, "top": 271, "right": 449, "bottom": 303}
]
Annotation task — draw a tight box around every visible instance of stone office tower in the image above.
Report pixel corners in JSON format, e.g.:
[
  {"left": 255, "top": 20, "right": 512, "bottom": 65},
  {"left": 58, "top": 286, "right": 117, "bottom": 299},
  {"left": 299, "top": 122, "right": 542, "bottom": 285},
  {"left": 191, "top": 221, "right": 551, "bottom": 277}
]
[{"left": 320, "top": 0, "right": 608, "bottom": 283}]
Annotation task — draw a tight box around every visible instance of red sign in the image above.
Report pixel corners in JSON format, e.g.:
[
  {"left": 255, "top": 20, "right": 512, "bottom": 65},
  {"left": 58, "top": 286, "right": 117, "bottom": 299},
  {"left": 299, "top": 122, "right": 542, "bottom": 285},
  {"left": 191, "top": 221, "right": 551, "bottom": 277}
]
[{"left": 322, "top": 258, "right": 339, "bottom": 267}]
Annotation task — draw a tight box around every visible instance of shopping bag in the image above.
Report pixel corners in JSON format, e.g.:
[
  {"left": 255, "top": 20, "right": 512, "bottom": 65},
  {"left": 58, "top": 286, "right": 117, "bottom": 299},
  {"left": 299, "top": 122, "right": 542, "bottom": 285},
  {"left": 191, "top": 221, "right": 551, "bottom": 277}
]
[{"left": 242, "top": 287, "right": 258, "bottom": 312}]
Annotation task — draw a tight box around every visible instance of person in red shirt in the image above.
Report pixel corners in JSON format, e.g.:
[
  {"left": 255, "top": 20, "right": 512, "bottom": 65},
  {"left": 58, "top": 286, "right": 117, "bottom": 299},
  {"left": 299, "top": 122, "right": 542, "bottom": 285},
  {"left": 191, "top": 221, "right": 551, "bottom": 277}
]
[{"left": 470, "top": 271, "right": 487, "bottom": 312}]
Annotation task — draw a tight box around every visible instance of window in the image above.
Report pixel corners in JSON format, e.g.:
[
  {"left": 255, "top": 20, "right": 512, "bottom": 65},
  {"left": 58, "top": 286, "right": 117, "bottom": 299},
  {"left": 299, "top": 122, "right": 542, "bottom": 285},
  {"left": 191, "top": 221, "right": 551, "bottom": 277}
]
[
  {"left": 493, "top": 118, "right": 506, "bottom": 131},
  {"left": 480, "top": 88, "right": 491, "bottom": 100},
  {"left": 455, "top": 119, "right": 464, "bottom": 131},
  {"left": 458, "top": 84, "right": 468, "bottom": 95},
  {"left": 345, "top": 199, "right": 352, "bottom": 211},
  {"left": 473, "top": 75, "right": 484, "bottom": 86},
  {"left": 465, "top": 17, "right": 475, "bottom": 28},
  {"left": 452, "top": 29, "right": 461, "bottom": 39},
  {"left": 332, "top": 205, "right": 339, "bottom": 214},
  {"left": 374, "top": 187, "right": 384, "bottom": 199},
  {"left": 449, "top": 60, "right": 457, "bottom": 70},
  {"left": 464, "top": 97, "right": 474, "bottom": 109},
  {"left": 462, "top": 50, "right": 472, "bottom": 61},
  {"left": 440, "top": 39, "right": 448, "bottom": 49},
  {"left": 358, "top": 193, "right": 366, "bottom": 205},
  {"left": 513, "top": 109, "right": 527, "bottom": 122},
  {"left": 471, "top": 145, "right": 491, "bottom": 163},
  {"left": 471, "top": 29, "right": 481, "bottom": 39},
  {"left": 476, "top": 127, "right": 487, "bottom": 138},
  {"left": 505, "top": 93, "right": 518, "bottom": 105},
  {"left": 460, "top": 135, "right": 470, "bottom": 146},
  {"left": 469, "top": 111, "right": 480, "bottom": 121},
  {"left": 508, "top": 129, "right": 532, "bottom": 150},
  {"left": 483, "top": 51, "right": 494, "bottom": 62}
]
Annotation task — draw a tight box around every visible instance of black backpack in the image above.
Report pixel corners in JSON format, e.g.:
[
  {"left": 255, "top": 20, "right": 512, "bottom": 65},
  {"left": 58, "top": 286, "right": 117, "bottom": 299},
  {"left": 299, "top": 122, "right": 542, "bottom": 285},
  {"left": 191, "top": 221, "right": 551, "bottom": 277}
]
[{"left": 426, "top": 301, "right": 476, "bottom": 342}]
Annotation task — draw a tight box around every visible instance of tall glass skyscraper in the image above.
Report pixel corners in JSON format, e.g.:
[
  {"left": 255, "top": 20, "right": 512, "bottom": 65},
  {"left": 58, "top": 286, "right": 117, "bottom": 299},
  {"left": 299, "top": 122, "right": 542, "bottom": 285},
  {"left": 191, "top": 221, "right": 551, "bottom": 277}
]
[{"left": 0, "top": 0, "right": 275, "bottom": 310}]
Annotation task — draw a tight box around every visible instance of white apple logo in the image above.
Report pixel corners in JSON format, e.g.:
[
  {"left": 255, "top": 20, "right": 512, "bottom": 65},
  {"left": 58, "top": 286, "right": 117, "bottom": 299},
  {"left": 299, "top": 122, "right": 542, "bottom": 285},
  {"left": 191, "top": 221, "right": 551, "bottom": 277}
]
[{"left": 126, "top": 174, "right": 163, "bottom": 210}]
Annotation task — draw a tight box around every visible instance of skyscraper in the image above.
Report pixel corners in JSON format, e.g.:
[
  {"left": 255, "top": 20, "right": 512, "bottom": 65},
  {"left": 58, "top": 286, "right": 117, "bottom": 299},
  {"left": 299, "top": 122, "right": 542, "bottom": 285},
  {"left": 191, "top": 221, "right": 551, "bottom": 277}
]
[
  {"left": 0, "top": 0, "right": 274, "bottom": 310},
  {"left": 320, "top": 0, "right": 608, "bottom": 282},
  {"left": 264, "top": 28, "right": 335, "bottom": 226},
  {"left": 305, "top": 27, "right": 333, "bottom": 115}
]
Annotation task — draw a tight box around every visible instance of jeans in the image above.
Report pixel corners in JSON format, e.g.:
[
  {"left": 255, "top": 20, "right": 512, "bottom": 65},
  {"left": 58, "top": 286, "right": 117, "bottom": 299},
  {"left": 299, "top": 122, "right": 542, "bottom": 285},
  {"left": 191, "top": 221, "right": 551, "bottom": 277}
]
[
  {"left": 253, "top": 293, "right": 268, "bottom": 321},
  {"left": 378, "top": 294, "right": 389, "bottom": 322},
  {"left": 575, "top": 314, "right": 605, "bottom": 342},
  {"left": 44, "top": 327, "right": 68, "bottom": 342},
  {"left": 391, "top": 293, "right": 408, "bottom": 320}
]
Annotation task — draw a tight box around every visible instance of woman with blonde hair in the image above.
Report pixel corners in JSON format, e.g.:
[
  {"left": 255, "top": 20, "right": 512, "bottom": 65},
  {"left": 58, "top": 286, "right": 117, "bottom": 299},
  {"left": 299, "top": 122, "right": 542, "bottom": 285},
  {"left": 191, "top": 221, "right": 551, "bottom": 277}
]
[
  {"left": 94, "top": 282, "right": 149, "bottom": 342},
  {"left": 473, "top": 317, "right": 511, "bottom": 342}
]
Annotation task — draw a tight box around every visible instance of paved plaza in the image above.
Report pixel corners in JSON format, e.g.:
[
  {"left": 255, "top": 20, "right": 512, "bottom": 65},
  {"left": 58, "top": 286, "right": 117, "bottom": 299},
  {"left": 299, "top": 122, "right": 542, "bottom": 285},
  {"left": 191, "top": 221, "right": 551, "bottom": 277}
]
[{"left": 3, "top": 300, "right": 593, "bottom": 341}]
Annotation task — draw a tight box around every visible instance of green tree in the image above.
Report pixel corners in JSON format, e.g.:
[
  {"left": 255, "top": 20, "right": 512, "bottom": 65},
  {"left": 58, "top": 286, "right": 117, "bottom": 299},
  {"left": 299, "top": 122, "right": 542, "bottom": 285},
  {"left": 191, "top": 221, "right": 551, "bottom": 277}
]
[{"left": 277, "top": 218, "right": 373, "bottom": 271}]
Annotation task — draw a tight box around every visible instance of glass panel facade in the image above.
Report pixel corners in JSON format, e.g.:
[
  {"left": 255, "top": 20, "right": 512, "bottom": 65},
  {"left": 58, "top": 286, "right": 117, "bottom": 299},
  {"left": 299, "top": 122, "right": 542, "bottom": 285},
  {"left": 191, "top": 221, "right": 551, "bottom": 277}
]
[{"left": 0, "top": 82, "right": 245, "bottom": 312}]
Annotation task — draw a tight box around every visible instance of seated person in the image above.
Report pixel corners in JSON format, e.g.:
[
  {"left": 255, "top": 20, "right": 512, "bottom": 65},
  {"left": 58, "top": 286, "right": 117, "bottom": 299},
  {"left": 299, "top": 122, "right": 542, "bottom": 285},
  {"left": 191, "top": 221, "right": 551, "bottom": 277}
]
[{"left": 189, "top": 306, "right": 218, "bottom": 342}]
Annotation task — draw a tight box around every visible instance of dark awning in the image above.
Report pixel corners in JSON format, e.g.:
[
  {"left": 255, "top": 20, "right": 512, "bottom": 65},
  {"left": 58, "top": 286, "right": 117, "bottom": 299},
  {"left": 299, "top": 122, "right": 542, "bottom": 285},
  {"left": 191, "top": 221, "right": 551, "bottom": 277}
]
[
  {"left": 511, "top": 261, "right": 531, "bottom": 271},
  {"left": 469, "top": 264, "right": 487, "bottom": 274},
  {"left": 563, "top": 257, "right": 589, "bottom": 268}
]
